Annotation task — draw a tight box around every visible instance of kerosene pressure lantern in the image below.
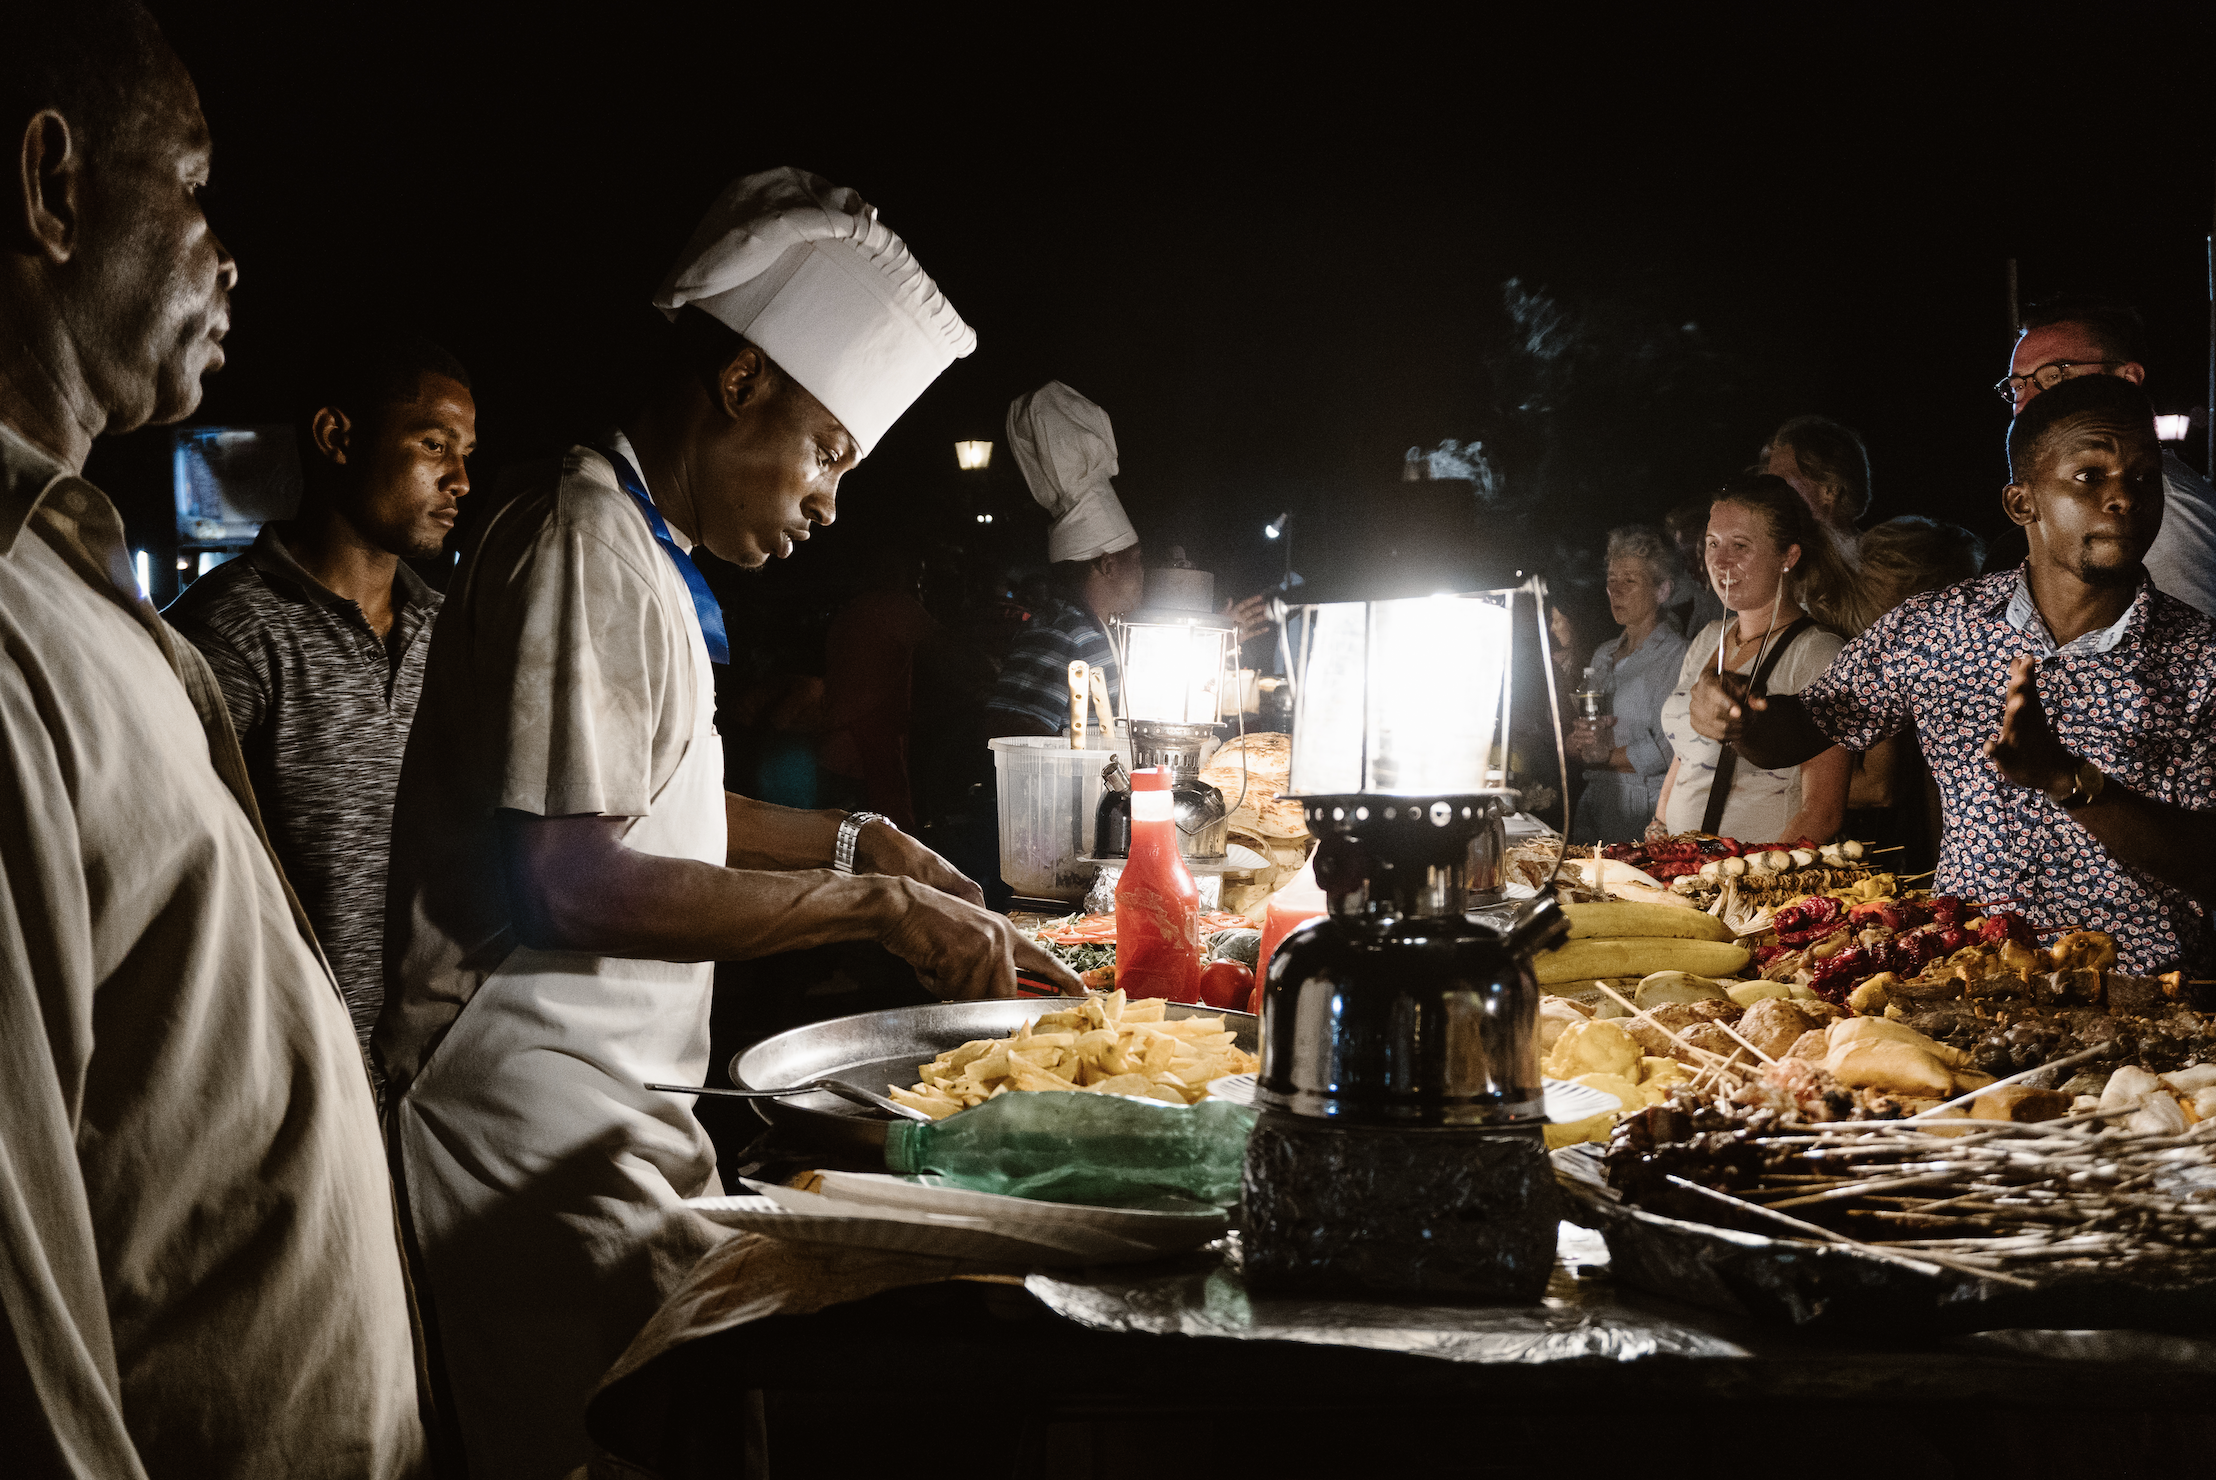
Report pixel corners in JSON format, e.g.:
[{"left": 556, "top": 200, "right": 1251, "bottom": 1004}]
[
  {"left": 1100, "top": 554, "right": 1237, "bottom": 861},
  {"left": 1241, "top": 578, "right": 1570, "bottom": 1300}
]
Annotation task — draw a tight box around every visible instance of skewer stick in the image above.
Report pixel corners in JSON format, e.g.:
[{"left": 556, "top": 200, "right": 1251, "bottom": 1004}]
[
  {"left": 1905, "top": 1041, "right": 2116, "bottom": 1123},
  {"left": 1590, "top": 980, "right": 1744, "bottom": 1072},
  {"left": 1661, "top": 1174, "right": 1976, "bottom": 1281},
  {"left": 1707, "top": 1017, "right": 1777, "bottom": 1067},
  {"left": 1716, "top": 573, "right": 1731, "bottom": 674}
]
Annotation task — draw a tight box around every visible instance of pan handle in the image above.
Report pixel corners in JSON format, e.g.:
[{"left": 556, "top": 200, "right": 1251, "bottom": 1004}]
[{"left": 645, "top": 1077, "right": 934, "bottom": 1123}]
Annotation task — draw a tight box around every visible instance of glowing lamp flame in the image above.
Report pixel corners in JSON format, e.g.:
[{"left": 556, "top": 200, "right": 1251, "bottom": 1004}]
[
  {"left": 2156, "top": 415, "right": 2191, "bottom": 443},
  {"left": 1289, "top": 589, "right": 1517, "bottom": 796},
  {"left": 1120, "top": 616, "right": 1236, "bottom": 726},
  {"left": 954, "top": 440, "right": 993, "bottom": 470}
]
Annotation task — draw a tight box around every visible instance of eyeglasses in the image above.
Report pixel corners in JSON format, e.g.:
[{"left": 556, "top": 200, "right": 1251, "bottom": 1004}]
[{"left": 1994, "top": 359, "right": 2124, "bottom": 405}]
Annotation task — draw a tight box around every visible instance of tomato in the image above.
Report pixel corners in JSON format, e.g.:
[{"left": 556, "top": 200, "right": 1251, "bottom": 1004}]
[
  {"left": 1195, "top": 960, "right": 1254, "bottom": 1010},
  {"left": 1245, "top": 974, "right": 1265, "bottom": 1016}
]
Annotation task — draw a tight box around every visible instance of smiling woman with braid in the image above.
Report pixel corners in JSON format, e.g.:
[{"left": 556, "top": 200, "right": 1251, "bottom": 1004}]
[{"left": 1654, "top": 474, "right": 1853, "bottom": 845}]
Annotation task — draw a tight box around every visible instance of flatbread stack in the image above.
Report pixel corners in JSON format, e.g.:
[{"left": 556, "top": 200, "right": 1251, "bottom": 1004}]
[{"left": 1197, "top": 732, "right": 1313, "bottom": 917}]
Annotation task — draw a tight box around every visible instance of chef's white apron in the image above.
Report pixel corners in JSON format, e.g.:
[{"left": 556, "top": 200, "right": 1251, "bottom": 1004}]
[{"left": 397, "top": 572, "right": 728, "bottom": 1480}]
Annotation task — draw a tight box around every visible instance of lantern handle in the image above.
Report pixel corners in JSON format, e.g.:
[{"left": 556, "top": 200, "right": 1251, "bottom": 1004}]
[{"left": 1268, "top": 597, "right": 1296, "bottom": 702}]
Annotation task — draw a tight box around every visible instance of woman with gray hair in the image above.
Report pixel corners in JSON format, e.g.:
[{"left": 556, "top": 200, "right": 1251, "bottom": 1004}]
[{"left": 1567, "top": 525, "right": 1690, "bottom": 843}]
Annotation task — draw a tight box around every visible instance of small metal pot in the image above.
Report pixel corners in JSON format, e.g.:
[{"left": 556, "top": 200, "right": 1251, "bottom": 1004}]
[{"left": 1093, "top": 736, "right": 1229, "bottom": 861}]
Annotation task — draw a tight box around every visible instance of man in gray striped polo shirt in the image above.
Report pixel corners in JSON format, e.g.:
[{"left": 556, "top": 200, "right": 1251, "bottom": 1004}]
[{"left": 167, "top": 334, "right": 475, "bottom": 1076}]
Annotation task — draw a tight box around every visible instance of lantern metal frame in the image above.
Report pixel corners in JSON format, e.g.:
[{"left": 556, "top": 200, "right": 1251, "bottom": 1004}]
[{"left": 1283, "top": 576, "right": 1541, "bottom": 803}]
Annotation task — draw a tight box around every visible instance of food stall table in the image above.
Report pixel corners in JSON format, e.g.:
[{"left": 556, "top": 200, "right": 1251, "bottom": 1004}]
[{"left": 584, "top": 1215, "right": 2216, "bottom": 1478}]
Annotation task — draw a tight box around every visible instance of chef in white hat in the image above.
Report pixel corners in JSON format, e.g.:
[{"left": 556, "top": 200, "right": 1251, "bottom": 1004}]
[
  {"left": 378, "top": 168, "right": 1078, "bottom": 1479},
  {"left": 984, "top": 382, "right": 1148, "bottom": 734},
  {"left": 985, "top": 382, "right": 1272, "bottom": 736}
]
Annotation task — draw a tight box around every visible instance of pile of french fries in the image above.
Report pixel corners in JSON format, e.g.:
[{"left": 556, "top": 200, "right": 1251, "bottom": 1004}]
[{"left": 889, "top": 990, "right": 1258, "bottom": 1120}]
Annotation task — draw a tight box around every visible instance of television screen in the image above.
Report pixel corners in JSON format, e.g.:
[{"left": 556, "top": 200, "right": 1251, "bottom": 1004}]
[{"left": 173, "top": 426, "right": 299, "bottom": 545}]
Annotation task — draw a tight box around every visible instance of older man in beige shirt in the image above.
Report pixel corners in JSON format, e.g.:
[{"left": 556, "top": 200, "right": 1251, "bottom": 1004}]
[{"left": 0, "top": 7, "right": 423, "bottom": 1476}]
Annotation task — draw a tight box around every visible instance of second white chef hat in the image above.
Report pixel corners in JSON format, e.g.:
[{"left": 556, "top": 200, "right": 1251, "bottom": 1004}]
[
  {"left": 1007, "top": 381, "right": 1139, "bottom": 564},
  {"left": 653, "top": 167, "right": 976, "bottom": 455}
]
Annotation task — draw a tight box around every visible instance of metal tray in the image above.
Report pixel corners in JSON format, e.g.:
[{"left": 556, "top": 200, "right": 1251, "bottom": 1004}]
[{"left": 732, "top": 999, "right": 1260, "bottom": 1156}]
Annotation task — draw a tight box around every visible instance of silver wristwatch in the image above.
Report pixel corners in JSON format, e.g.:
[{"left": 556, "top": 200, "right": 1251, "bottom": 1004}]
[{"left": 834, "top": 812, "right": 891, "bottom": 874}]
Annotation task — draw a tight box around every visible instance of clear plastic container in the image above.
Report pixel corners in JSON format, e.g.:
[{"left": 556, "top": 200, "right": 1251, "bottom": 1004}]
[{"left": 989, "top": 735, "right": 1132, "bottom": 901}]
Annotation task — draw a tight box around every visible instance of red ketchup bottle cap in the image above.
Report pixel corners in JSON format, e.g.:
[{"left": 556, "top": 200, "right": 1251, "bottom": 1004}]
[{"left": 1130, "top": 766, "right": 1172, "bottom": 792}]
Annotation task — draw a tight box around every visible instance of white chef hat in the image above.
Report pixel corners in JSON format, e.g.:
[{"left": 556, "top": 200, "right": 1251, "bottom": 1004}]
[
  {"left": 652, "top": 167, "right": 976, "bottom": 456},
  {"left": 1007, "top": 381, "right": 1138, "bottom": 564}
]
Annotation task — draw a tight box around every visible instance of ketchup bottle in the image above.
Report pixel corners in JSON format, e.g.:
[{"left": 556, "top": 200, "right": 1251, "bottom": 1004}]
[{"left": 1114, "top": 767, "right": 1200, "bottom": 1002}]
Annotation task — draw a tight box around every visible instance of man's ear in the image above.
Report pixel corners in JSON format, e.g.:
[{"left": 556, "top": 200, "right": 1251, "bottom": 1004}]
[
  {"left": 714, "top": 345, "right": 772, "bottom": 421},
  {"left": 18, "top": 110, "right": 82, "bottom": 262},
  {"left": 2116, "top": 362, "right": 2148, "bottom": 386},
  {"left": 310, "top": 406, "right": 352, "bottom": 466},
  {"left": 2002, "top": 481, "right": 2036, "bottom": 528}
]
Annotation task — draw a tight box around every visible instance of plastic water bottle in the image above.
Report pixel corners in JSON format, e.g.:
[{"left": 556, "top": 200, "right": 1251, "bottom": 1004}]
[{"left": 883, "top": 1091, "right": 1257, "bottom": 1208}]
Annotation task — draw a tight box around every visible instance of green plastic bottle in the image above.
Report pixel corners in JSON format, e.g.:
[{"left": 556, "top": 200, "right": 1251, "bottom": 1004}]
[{"left": 883, "top": 1091, "right": 1257, "bottom": 1209}]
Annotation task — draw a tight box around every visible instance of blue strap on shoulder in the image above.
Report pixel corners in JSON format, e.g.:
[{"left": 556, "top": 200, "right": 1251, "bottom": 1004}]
[{"left": 593, "top": 444, "right": 730, "bottom": 665}]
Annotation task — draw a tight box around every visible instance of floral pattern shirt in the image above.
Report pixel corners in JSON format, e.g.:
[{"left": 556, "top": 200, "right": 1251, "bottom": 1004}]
[{"left": 1799, "top": 568, "right": 2216, "bottom": 974}]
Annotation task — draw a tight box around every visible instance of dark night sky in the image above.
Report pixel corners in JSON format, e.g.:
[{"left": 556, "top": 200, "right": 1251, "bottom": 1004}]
[{"left": 98, "top": 6, "right": 2216, "bottom": 624}]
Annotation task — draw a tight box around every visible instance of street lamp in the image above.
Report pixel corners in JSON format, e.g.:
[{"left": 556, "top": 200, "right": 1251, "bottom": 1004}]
[
  {"left": 954, "top": 439, "right": 993, "bottom": 470},
  {"left": 2156, "top": 414, "right": 2191, "bottom": 443}
]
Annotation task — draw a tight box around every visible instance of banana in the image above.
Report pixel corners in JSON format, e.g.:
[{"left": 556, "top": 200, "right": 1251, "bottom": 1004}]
[
  {"left": 1533, "top": 936, "right": 1753, "bottom": 986},
  {"left": 1561, "top": 901, "right": 1734, "bottom": 943}
]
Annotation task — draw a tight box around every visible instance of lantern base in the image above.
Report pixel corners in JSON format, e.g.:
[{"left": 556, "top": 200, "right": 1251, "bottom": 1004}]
[{"left": 1238, "top": 1111, "right": 1560, "bottom": 1301}]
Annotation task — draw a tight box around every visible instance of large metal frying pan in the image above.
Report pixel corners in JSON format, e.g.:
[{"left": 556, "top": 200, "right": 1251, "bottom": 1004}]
[{"left": 731, "top": 999, "right": 1260, "bottom": 1156}]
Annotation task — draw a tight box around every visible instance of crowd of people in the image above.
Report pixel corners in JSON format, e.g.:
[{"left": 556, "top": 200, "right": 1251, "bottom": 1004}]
[
  {"left": 5, "top": 7, "right": 2215, "bottom": 1480},
  {"left": 1, "top": 9, "right": 1083, "bottom": 1478},
  {"left": 1562, "top": 306, "right": 2216, "bottom": 874}
]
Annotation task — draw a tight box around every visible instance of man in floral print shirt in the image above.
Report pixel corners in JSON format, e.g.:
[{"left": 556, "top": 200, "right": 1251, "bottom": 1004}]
[{"left": 1691, "top": 375, "right": 2216, "bottom": 975}]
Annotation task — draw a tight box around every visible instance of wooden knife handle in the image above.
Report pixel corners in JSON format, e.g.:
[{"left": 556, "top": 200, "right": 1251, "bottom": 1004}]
[
  {"left": 1068, "top": 660, "right": 1089, "bottom": 748},
  {"left": 1089, "top": 665, "right": 1115, "bottom": 736}
]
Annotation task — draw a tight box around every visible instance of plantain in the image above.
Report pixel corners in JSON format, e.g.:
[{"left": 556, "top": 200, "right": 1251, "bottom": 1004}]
[
  {"left": 1563, "top": 901, "right": 1734, "bottom": 943},
  {"left": 1533, "top": 936, "right": 1753, "bottom": 987}
]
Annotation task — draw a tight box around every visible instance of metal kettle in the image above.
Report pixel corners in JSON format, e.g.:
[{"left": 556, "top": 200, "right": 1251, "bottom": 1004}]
[
  {"left": 1254, "top": 793, "right": 1567, "bottom": 1127},
  {"left": 1091, "top": 754, "right": 1229, "bottom": 862}
]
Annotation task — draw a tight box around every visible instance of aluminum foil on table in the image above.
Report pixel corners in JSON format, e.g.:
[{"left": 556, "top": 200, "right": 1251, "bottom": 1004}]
[{"left": 1024, "top": 1222, "right": 1748, "bottom": 1363}]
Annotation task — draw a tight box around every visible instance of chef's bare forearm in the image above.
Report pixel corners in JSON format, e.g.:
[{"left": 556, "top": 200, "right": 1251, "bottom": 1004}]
[
  {"left": 1730, "top": 693, "right": 1835, "bottom": 771},
  {"left": 505, "top": 811, "right": 912, "bottom": 959},
  {"left": 723, "top": 791, "right": 846, "bottom": 869},
  {"left": 2067, "top": 792, "right": 2216, "bottom": 906}
]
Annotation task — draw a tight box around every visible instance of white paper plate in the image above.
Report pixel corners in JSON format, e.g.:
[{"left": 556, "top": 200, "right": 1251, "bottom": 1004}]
[
  {"left": 689, "top": 1194, "right": 1066, "bottom": 1265},
  {"left": 1203, "top": 1072, "right": 1621, "bottom": 1125},
  {"left": 687, "top": 1173, "right": 1230, "bottom": 1267}
]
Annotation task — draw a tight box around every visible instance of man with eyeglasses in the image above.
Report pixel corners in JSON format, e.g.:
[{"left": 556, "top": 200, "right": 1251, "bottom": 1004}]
[
  {"left": 1996, "top": 294, "right": 2216, "bottom": 616},
  {"left": 1693, "top": 374, "right": 2215, "bottom": 979}
]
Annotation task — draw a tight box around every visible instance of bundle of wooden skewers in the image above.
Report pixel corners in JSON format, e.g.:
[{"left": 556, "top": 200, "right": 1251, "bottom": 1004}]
[{"left": 1606, "top": 1085, "right": 2216, "bottom": 1289}]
